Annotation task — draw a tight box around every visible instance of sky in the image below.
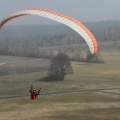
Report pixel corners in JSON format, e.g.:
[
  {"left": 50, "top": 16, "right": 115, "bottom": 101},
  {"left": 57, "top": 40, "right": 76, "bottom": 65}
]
[{"left": 0, "top": 0, "right": 120, "bottom": 25}]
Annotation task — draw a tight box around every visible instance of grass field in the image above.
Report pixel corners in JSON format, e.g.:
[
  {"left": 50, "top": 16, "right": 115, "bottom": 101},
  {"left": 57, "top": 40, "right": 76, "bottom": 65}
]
[{"left": 0, "top": 48, "right": 120, "bottom": 120}]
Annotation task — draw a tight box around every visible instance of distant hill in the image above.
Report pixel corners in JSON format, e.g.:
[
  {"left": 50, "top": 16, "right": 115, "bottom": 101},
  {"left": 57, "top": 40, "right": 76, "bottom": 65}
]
[
  {"left": 84, "top": 20, "right": 120, "bottom": 30},
  {"left": 1, "top": 20, "right": 120, "bottom": 42},
  {"left": 0, "top": 20, "right": 120, "bottom": 58}
]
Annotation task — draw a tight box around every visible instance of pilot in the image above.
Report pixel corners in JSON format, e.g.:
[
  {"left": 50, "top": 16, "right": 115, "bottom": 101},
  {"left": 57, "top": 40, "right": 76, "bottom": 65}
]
[{"left": 30, "top": 85, "right": 41, "bottom": 100}]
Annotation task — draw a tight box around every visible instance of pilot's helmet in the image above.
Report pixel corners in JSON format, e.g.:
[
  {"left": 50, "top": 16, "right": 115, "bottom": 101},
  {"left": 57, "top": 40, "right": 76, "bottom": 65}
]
[{"left": 33, "top": 88, "right": 36, "bottom": 92}]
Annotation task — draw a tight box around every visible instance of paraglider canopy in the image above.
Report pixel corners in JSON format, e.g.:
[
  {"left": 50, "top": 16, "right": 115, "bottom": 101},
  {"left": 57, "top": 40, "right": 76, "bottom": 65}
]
[{"left": 0, "top": 8, "right": 98, "bottom": 54}]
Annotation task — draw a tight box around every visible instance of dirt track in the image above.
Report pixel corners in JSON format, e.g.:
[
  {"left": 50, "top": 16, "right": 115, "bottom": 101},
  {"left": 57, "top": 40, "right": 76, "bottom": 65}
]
[{"left": 0, "top": 87, "right": 120, "bottom": 100}]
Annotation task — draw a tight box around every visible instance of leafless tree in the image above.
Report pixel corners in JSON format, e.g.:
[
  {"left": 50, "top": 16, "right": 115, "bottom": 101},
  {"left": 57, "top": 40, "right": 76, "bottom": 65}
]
[{"left": 48, "top": 51, "right": 73, "bottom": 81}]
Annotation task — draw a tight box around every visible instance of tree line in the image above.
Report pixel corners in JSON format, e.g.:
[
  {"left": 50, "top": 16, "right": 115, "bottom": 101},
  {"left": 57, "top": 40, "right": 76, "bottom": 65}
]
[{"left": 0, "top": 26, "right": 120, "bottom": 62}]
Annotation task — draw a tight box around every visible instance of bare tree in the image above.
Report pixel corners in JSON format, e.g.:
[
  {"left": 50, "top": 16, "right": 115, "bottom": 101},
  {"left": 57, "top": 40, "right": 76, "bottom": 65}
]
[
  {"left": 86, "top": 51, "right": 103, "bottom": 63},
  {"left": 48, "top": 51, "right": 73, "bottom": 81}
]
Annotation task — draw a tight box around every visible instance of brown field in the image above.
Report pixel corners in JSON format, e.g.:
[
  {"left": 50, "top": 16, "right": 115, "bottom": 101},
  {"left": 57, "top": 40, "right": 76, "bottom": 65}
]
[{"left": 0, "top": 49, "right": 120, "bottom": 120}]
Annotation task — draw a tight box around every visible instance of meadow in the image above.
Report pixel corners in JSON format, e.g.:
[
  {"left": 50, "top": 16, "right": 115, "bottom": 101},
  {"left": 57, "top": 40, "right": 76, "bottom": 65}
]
[{"left": 0, "top": 46, "right": 120, "bottom": 120}]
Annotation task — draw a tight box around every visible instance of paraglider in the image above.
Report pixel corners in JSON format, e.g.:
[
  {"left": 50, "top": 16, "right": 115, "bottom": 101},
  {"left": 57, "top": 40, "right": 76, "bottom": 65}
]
[
  {"left": 30, "top": 85, "right": 41, "bottom": 100},
  {"left": 0, "top": 8, "right": 98, "bottom": 55}
]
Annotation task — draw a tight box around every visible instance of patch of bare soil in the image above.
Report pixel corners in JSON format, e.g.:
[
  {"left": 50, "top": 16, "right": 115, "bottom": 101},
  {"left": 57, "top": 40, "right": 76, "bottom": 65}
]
[{"left": 0, "top": 59, "right": 50, "bottom": 75}]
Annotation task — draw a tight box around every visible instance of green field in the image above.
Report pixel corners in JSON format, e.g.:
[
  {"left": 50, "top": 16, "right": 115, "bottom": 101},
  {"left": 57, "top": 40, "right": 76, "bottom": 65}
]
[{"left": 0, "top": 48, "right": 120, "bottom": 120}]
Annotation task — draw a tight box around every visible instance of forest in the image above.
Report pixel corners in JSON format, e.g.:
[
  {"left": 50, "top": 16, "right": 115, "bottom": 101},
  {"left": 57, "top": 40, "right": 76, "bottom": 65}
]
[{"left": 0, "top": 20, "right": 120, "bottom": 61}]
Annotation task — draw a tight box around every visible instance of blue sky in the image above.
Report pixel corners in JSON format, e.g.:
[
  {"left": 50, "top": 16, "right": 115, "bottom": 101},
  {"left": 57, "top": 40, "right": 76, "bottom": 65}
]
[{"left": 0, "top": 0, "right": 120, "bottom": 25}]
